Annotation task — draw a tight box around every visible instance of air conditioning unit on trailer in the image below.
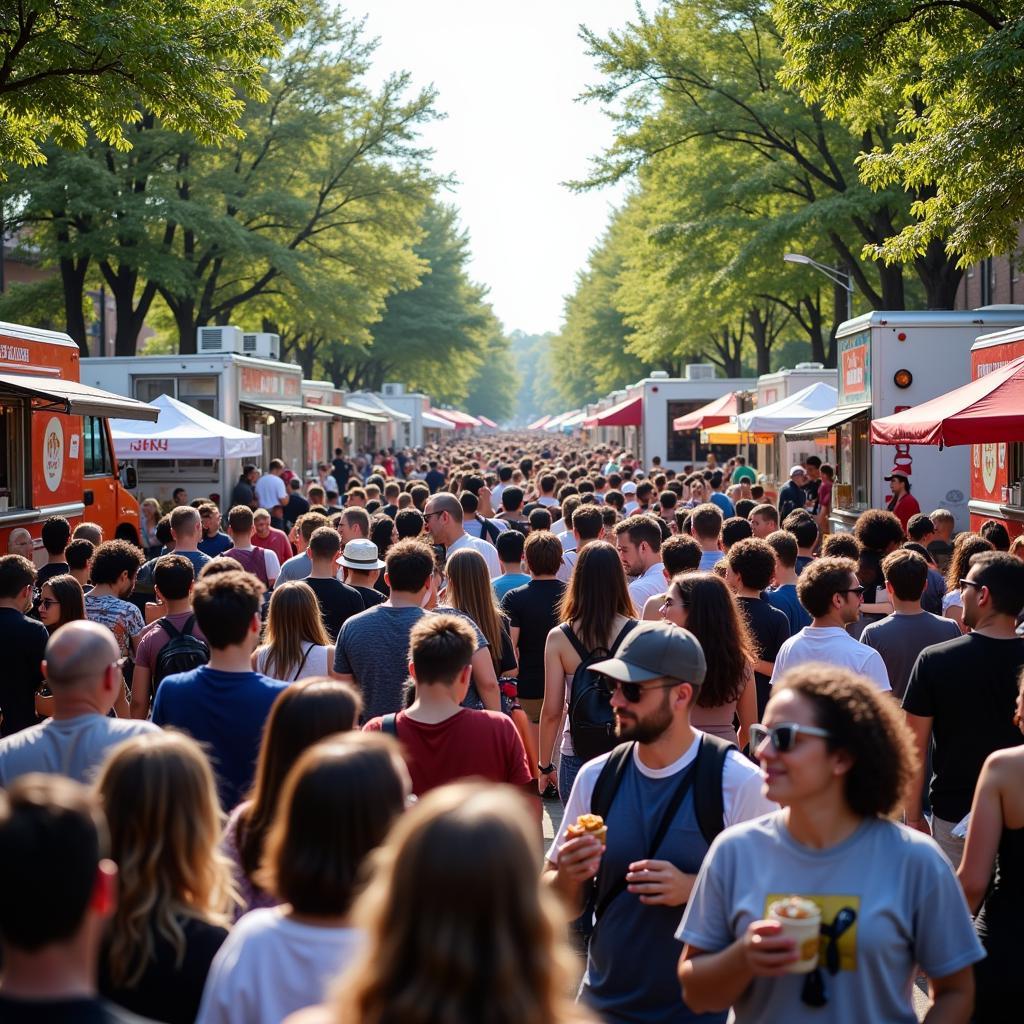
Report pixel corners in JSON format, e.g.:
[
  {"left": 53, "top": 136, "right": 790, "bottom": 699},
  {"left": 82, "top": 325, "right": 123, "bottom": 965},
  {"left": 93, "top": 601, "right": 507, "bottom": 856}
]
[
  {"left": 381, "top": 382, "right": 405, "bottom": 396},
  {"left": 684, "top": 364, "right": 715, "bottom": 380},
  {"left": 241, "top": 332, "right": 281, "bottom": 360},
  {"left": 197, "top": 326, "right": 243, "bottom": 354}
]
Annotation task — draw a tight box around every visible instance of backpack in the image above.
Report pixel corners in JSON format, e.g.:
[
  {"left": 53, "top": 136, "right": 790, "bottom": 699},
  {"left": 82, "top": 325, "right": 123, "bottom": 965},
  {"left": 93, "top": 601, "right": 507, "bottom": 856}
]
[
  {"left": 562, "top": 619, "right": 638, "bottom": 763},
  {"left": 153, "top": 616, "right": 210, "bottom": 690},
  {"left": 585, "top": 734, "right": 735, "bottom": 922},
  {"left": 475, "top": 514, "right": 500, "bottom": 545},
  {"left": 224, "top": 546, "right": 270, "bottom": 586}
]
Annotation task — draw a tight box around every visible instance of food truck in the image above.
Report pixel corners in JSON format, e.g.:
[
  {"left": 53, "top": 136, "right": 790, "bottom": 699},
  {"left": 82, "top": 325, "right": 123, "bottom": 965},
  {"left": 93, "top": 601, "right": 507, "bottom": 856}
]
[
  {"left": 967, "top": 326, "right": 1024, "bottom": 537},
  {"left": 785, "top": 309, "right": 1024, "bottom": 534},
  {"left": 584, "top": 367, "right": 756, "bottom": 470},
  {"left": 0, "top": 320, "right": 156, "bottom": 556},
  {"left": 82, "top": 336, "right": 336, "bottom": 506}
]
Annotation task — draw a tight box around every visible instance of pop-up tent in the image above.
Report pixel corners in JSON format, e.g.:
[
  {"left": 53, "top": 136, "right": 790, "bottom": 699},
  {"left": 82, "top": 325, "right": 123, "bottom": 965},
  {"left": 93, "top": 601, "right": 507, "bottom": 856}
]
[
  {"left": 735, "top": 382, "right": 838, "bottom": 434},
  {"left": 110, "top": 393, "right": 263, "bottom": 460}
]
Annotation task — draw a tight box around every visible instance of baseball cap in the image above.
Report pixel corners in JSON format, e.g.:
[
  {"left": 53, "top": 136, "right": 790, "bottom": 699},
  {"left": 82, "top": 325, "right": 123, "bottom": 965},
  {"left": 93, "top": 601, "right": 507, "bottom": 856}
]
[
  {"left": 621, "top": 481, "right": 638, "bottom": 494},
  {"left": 590, "top": 621, "right": 706, "bottom": 686},
  {"left": 884, "top": 468, "right": 910, "bottom": 481},
  {"left": 789, "top": 465, "right": 807, "bottom": 478},
  {"left": 338, "top": 538, "right": 386, "bottom": 571}
]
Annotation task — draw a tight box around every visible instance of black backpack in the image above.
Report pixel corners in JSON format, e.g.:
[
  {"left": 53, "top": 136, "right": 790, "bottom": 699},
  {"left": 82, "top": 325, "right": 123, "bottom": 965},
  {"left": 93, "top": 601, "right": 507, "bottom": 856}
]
[
  {"left": 153, "top": 616, "right": 210, "bottom": 690},
  {"left": 475, "top": 514, "right": 501, "bottom": 545},
  {"left": 563, "top": 620, "right": 637, "bottom": 763}
]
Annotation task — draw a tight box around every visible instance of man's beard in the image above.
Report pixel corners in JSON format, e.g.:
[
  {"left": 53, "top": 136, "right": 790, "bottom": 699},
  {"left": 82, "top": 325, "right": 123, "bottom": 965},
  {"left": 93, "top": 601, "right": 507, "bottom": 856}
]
[{"left": 615, "top": 691, "right": 673, "bottom": 744}]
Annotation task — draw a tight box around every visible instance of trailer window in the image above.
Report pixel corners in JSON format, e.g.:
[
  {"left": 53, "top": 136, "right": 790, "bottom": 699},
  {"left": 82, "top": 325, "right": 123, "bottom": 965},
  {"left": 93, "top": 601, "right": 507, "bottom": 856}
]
[
  {"left": 0, "top": 402, "right": 27, "bottom": 511},
  {"left": 83, "top": 417, "right": 113, "bottom": 476}
]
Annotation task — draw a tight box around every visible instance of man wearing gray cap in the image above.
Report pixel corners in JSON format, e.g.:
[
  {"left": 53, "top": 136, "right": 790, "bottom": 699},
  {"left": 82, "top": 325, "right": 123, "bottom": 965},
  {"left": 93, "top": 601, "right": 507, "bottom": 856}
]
[{"left": 545, "top": 620, "right": 773, "bottom": 1024}]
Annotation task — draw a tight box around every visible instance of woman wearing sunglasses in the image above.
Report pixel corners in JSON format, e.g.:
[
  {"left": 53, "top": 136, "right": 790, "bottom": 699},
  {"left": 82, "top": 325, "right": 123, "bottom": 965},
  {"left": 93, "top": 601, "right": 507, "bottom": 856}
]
[
  {"left": 677, "top": 665, "right": 982, "bottom": 1023},
  {"left": 37, "top": 573, "right": 86, "bottom": 634}
]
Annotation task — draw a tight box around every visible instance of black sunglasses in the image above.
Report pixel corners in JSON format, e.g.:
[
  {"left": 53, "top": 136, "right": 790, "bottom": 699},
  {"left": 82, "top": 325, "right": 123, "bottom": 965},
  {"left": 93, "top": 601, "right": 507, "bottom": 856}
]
[
  {"left": 837, "top": 585, "right": 865, "bottom": 597},
  {"left": 749, "top": 722, "right": 832, "bottom": 754},
  {"left": 801, "top": 907, "right": 858, "bottom": 1007},
  {"left": 958, "top": 578, "right": 983, "bottom": 591},
  {"left": 598, "top": 677, "right": 681, "bottom": 704}
]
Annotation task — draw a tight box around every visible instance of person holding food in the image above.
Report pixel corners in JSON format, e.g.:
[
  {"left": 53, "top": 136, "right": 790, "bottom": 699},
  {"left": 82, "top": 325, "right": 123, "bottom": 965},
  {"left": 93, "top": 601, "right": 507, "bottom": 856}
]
[
  {"left": 544, "top": 620, "right": 772, "bottom": 1024},
  {"left": 677, "top": 665, "right": 982, "bottom": 1023}
]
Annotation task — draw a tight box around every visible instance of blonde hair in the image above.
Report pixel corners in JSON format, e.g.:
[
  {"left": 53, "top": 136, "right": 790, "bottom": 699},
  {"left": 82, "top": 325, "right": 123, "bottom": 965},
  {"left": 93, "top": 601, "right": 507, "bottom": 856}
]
[
  {"left": 255, "top": 580, "right": 330, "bottom": 680},
  {"left": 96, "top": 732, "right": 236, "bottom": 988},
  {"left": 333, "top": 783, "right": 589, "bottom": 1024},
  {"left": 444, "top": 548, "right": 505, "bottom": 673}
]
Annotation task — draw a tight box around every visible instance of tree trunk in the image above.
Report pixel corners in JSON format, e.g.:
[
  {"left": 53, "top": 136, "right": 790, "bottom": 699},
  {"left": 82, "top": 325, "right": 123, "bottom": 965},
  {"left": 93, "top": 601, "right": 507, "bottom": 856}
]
[
  {"left": 802, "top": 294, "right": 828, "bottom": 366},
  {"left": 164, "top": 294, "right": 198, "bottom": 354},
  {"left": 59, "top": 256, "right": 90, "bottom": 355},
  {"left": 748, "top": 307, "right": 772, "bottom": 376},
  {"left": 916, "top": 236, "right": 964, "bottom": 309}
]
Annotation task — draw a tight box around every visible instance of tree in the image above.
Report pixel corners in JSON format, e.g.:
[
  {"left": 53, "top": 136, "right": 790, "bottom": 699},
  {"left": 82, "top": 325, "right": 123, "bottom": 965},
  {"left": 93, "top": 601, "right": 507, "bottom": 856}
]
[
  {"left": 775, "top": 0, "right": 1024, "bottom": 265},
  {"left": 0, "top": 0, "right": 299, "bottom": 170},
  {"left": 464, "top": 326, "right": 518, "bottom": 423},
  {"left": 577, "top": 0, "right": 962, "bottom": 308}
]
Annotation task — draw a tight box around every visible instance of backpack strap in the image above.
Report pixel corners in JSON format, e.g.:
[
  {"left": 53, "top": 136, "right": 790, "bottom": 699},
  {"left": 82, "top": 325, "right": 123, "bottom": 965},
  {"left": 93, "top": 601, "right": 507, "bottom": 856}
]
[
  {"left": 692, "top": 732, "right": 735, "bottom": 846},
  {"left": 181, "top": 615, "right": 196, "bottom": 637},
  {"left": 590, "top": 742, "right": 633, "bottom": 821},
  {"left": 559, "top": 622, "right": 590, "bottom": 662},
  {"left": 158, "top": 616, "right": 182, "bottom": 640},
  {"left": 609, "top": 619, "right": 638, "bottom": 654},
  {"left": 381, "top": 713, "right": 399, "bottom": 737}
]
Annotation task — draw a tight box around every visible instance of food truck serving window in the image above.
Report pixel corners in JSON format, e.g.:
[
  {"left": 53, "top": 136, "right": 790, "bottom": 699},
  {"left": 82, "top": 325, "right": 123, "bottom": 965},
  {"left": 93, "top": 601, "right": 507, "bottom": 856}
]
[
  {"left": 0, "top": 401, "right": 27, "bottom": 511},
  {"left": 837, "top": 413, "right": 871, "bottom": 511}
]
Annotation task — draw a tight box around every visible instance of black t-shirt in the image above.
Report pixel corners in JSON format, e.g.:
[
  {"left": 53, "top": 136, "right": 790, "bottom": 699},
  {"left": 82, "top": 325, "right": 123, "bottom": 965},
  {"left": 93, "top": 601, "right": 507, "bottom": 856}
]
[
  {"left": 0, "top": 607, "right": 48, "bottom": 736},
  {"left": 36, "top": 562, "right": 70, "bottom": 586},
  {"left": 903, "top": 633, "right": 1024, "bottom": 820},
  {"left": 332, "top": 458, "right": 352, "bottom": 488},
  {"left": 283, "top": 493, "right": 309, "bottom": 527},
  {"left": 425, "top": 469, "right": 446, "bottom": 493},
  {"left": 353, "top": 584, "right": 386, "bottom": 609},
  {"left": 737, "top": 596, "right": 790, "bottom": 717},
  {"left": 0, "top": 995, "right": 150, "bottom": 1023},
  {"left": 502, "top": 579, "right": 565, "bottom": 699},
  {"left": 302, "top": 576, "right": 365, "bottom": 641},
  {"left": 99, "top": 915, "right": 228, "bottom": 1024},
  {"left": 777, "top": 480, "right": 806, "bottom": 519}
]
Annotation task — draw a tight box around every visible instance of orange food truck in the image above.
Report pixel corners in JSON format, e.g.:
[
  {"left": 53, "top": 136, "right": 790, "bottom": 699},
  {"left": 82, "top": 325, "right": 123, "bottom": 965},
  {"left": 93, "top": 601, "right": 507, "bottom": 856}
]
[
  {"left": 0, "top": 321, "right": 157, "bottom": 559},
  {"left": 968, "top": 326, "right": 1024, "bottom": 538}
]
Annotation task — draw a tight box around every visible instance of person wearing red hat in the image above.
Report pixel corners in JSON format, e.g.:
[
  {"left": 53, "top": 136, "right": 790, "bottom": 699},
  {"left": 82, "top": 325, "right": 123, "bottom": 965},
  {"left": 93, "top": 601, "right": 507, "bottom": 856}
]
[{"left": 884, "top": 468, "right": 920, "bottom": 532}]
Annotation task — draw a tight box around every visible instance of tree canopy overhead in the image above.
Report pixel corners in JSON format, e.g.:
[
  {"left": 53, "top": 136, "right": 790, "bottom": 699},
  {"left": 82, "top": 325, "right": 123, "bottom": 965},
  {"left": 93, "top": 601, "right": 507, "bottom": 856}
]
[{"left": 0, "top": 0, "right": 300, "bottom": 169}]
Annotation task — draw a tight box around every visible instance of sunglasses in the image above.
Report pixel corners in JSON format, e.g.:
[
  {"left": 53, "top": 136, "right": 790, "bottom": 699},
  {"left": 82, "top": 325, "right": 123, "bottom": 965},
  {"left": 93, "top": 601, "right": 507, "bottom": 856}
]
[
  {"left": 749, "top": 722, "right": 832, "bottom": 754},
  {"left": 38, "top": 598, "right": 60, "bottom": 610},
  {"left": 837, "top": 586, "right": 865, "bottom": 597},
  {"left": 598, "top": 677, "right": 681, "bottom": 703},
  {"left": 958, "top": 578, "right": 983, "bottom": 592}
]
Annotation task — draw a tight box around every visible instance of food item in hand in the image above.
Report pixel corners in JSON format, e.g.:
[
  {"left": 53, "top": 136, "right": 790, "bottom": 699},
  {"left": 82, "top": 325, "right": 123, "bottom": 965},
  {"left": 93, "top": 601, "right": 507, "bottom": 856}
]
[
  {"left": 767, "top": 896, "right": 822, "bottom": 973},
  {"left": 566, "top": 813, "right": 607, "bottom": 844}
]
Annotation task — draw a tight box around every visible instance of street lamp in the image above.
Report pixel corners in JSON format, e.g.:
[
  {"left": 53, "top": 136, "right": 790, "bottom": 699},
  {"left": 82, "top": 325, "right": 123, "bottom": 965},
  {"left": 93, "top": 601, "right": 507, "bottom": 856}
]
[{"left": 784, "top": 252, "right": 854, "bottom": 320}]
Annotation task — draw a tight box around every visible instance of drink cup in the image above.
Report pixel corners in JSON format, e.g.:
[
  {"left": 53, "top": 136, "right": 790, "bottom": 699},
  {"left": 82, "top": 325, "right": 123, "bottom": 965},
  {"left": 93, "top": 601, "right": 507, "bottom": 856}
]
[{"left": 767, "top": 896, "right": 822, "bottom": 974}]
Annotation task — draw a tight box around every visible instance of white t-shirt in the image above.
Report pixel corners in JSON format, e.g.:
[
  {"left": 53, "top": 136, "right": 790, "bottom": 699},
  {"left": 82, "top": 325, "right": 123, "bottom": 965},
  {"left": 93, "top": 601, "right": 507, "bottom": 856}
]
[
  {"left": 627, "top": 562, "right": 666, "bottom": 618},
  {"left": 546, "top": 733, "right": 776, "bottom": 865},
  {"left": 255, "top": 642, "right": 331, "bottom": 682},
  {"left": 551, "top": 517, "right": 569, "bottom": 536},
  {"left": 941, "top": 589, "right": 962, "bottom": 613},
  {"left": 537, "top": 495, "right": 558, "bottom": 507},
  {"left": 254, "top": 473, "right": 287, "bottom": 510},
  {"left": 447, "top": 531, "right": 501, "bottom": 578},
  {"left": 771, "top": 626, "right": 891, "bottom": 692},
  {"left": 560, "top": 532, "right": 577, "bottom": 552},
  {"left": 556, "top": 548, "right": 577, "bottom": 584},
  {"left": 197, "top": 908, "right": 363, "bottom": 1024}
]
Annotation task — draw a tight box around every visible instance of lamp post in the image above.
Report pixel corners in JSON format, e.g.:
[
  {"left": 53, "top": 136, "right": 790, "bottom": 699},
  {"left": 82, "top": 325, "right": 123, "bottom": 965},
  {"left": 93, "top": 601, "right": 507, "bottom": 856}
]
[{"left": 784, "top": 253, "right": 854, "bottom": 320}]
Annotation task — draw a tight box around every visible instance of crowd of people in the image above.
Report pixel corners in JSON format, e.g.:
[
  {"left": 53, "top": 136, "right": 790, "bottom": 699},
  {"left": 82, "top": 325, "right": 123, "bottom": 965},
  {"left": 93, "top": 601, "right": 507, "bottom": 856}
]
[{"left": 0, "top": 436, "right": 1021, "bottom": 1024}]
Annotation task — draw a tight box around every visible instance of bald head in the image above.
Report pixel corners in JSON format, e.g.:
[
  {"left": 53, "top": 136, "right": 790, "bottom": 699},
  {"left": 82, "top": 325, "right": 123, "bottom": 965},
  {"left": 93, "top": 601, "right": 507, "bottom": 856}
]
[
  {"left": 8, "top": 529, "right": 33, "bottom": 560},
  {"left": 44, "top": 621, "right": 120, "bottom": 690},
  {"left": 425, "top": 493, "right": 463, "bottom": 523}
]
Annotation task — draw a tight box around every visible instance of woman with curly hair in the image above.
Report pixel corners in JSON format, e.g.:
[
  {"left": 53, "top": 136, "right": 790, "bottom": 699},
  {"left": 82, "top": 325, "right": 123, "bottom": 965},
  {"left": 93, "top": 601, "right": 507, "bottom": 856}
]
[
  {"left": 678, "top": 665, "right": 982, "bottom": 1022},
  {"left": 326, "top": 783, "right": 593, "bottom": 1024},
  {"left": 659, "top": 572, "right": 758, "bottom": 748},
  {"left": 942, "top": 533, "right": 994, "bottom": 631},
  {"left": 97, "top": 731, "right": 237, "bottom": 1023}
]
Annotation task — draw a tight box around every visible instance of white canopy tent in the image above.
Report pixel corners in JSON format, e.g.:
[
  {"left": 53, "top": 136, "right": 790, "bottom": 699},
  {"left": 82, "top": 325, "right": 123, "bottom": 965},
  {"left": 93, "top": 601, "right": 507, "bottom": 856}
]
[
  {"left": 422, "top": 409, "right": 455, "bottom": 430},
  {"left": 109, "top": 393, "right": 264, "bottom": 460},
  {"left": 735, "top": 382, "right": 838, "bottom": 434}
]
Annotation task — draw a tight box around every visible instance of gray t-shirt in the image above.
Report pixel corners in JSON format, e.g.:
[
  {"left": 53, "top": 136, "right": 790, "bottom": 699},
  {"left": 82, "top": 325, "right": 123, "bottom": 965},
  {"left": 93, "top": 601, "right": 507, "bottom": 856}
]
[
  {"left": 860, "top": 612, "right": 960, "bottom": 700},
  {"left": 276, "top": 552, "right": 312, "bottom": 585},
  {"left": 677, "top": 814, "right": 983, "bottom": 1024},
  {"left": 0, "top": 714, "right": 159, "bottom": 786}
]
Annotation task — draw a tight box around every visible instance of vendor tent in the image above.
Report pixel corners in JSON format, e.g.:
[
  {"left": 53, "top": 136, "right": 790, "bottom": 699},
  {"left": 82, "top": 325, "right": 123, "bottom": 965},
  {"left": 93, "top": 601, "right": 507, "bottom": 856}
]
[
  {"left": 871, "top": 353, "right": 1024, "bottom": 447},
  {"left": 674, "top": 392, "right": 739, "bottom": 431},
  {"left": 527, "top": 414, "right": 552, "bottom": 430},
  {"left": 422, "top": 409, "right": 456, "bottom": 431},
  {"left": 432, "top": 408, "right": 482, "bottom": 429},
  {"left": 110, "top": 394, "right": 263, "bottom": 460},
  {"left": 735, "top": 382, "right": 838, "bottom": 434},
  {"left": 583, "top": 395, "right": 642, "bottom": 428},
  {"left": 477, "top": 415, "right": 498, "bottom": 428}
]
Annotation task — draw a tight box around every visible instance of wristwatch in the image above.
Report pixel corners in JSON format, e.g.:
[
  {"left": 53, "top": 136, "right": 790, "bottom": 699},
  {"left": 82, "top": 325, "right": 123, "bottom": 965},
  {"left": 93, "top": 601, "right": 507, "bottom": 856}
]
[{"left": 537, "top": 762, "right": 556, "bottom": 775}]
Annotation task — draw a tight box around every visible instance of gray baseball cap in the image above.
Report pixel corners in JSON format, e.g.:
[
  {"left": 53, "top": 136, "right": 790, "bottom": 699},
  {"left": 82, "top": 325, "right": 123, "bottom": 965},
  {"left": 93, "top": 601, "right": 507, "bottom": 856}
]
[{"left": 590, "top": 621, "right": 706, "bottom": 686}]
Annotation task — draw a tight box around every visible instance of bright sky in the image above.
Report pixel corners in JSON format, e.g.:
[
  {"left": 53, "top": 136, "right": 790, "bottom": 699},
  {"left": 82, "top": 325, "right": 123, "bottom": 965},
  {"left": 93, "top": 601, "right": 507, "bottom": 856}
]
[{"left": 357, "top": 1, "right": 644, "bottom": 336}]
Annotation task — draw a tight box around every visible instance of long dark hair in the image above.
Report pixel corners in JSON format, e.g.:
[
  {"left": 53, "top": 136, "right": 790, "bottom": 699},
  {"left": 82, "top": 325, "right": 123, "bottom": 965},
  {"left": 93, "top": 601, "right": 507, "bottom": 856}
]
[
  {"left": 237, "top": 679, "right": 362, "bottom": 879},
  {"left": 41, "top": 573, "right": 85, "bottom": 631},
  {"left": 672, "top": 573, "right": 753, "bottom": 708},
  {"left": 558, "top": 541, "right": 634, "bottom": 652}
]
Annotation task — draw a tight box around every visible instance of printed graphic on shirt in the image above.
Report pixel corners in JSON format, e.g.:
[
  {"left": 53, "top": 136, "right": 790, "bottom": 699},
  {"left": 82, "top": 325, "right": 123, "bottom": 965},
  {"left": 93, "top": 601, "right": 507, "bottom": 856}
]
[{"left": 764, "top": 893, "right": 860, "bottom": 973}]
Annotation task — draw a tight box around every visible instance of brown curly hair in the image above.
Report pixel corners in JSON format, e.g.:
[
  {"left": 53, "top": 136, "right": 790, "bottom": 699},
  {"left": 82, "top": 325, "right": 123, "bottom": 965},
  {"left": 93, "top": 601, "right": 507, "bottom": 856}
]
[{"left": 773, "top": 664, "right": 919, "bottom": 818}]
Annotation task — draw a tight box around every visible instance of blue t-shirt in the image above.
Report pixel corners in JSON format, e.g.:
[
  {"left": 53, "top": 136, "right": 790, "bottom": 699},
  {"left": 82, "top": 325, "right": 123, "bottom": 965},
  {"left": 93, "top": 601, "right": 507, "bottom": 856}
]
[
  {"left": 198, "top": 532, "right": 233, "bottom": 557},
  {"left": 493, "top": 573, "right": 531, "bottom": 601},
  {"left": 765, "top": 583, "right": 811, "bottom": 635},
  {"left": 152, "top": 666, "right": 287, "bottom": 808},
  {"left": 709, "top": 492, "right": 735, "bottom": 518}
]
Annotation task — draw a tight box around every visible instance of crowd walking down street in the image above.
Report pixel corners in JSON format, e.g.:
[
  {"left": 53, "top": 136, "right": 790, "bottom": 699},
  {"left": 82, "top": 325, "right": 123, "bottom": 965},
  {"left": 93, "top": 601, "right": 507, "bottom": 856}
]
[{"left": 0, "top": 435, "right": 1019, "bottom": 1024}]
